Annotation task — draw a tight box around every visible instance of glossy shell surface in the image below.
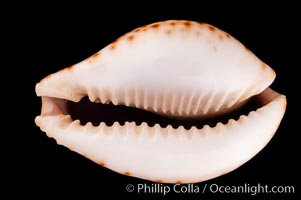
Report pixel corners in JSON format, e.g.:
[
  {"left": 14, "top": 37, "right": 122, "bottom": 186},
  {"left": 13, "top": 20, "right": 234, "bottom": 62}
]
[{"left": 35, "top": 20, "right": 286, "bottom": 183}]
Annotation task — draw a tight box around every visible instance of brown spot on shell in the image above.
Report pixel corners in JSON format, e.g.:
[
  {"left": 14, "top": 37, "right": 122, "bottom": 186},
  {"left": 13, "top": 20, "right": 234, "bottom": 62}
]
[
  {"left": 226, "top": 33, "right": 231, "bottom": 38},
  {"left": 208, "top": 25, "right": 215, "bottom": 31},
  {"left": 110, "top": 44, "right": 116, "bottom": 50},
  {"left": 176, "top": 181, "right": 183, "bottom": 184},
  {"left": 66, "top": 66, "right": 73, "bottom": 70},
  {"left": 109, "top": 38, "right": 120, "bottom": 50},
  {"left": 219, "top": 34, "right": 224, "bottom": 40},
  {"left": 87, "top": 52, "right": 101, "bottom": 63},
  {"left": 91, "top": 52, "right": 100, "bottom": 58},
  {"left": 184, "top": 21, "right": 191, "bottom": 27},
  {"left": 124, "top": 171, "right": 131, "bottom": 176},
  {"left": 261, "top": 62, "right": 266, "bottom": 70},
  {"left": 169, "top": 21, "right": 176, "bottom": 26},
  {"left": 155, "top": 179, "right": 163, "bottom": 183},
  {"left": 99, "top": 162, "right": 106, "bottom": 166},
  {"left": 134, "top": 28, "right": 141, "bottom": 32},
  {"left": 151, "top": 23, "right": 160, "bottom": 29},
  {"left": 127, "top": 35, "right": 135, "bottom": 41},
  {"left": 138, "top": 25, "right": 148, "bottom": 32}
]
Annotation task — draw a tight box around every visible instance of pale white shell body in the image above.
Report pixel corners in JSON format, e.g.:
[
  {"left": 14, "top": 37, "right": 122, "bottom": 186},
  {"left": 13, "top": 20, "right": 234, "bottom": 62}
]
[{"left": 35, "top": 20, "right": 286, "bottom": 183}]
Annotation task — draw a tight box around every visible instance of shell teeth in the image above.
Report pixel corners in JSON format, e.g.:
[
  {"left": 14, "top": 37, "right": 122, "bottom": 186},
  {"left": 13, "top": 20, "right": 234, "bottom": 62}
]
[
  {"left": 183, "top": 95, "right": 192, "bottom": 115},
  {"left": 139, "top": 89, "right": 146, "bottom": 109},
  {"left": 66, "top": 119, "right": 81, "bottom": 130},
  {"left": 227, "top": 119, "right": 237, "bottom": 127},
  {"left": 137, "top": 122, "right": 149, "bottom": 136},
  {"left": 162, "top": 92, "right": 170, "bottom": 114},
  {"left": 58, "top": 115, "right": 73, "bottom": 129},
  {"left": 98, "top": 122, "right": 115, "bottom": 137},
  {"left": 202, "top": 91, "right": 216, "bottom": 115},
  {"left": 134, "top": 88, "right": 142, "bottom": 108},
  {"left": 125, "top": 88, "right": 134, "bottom": 107},
  {"left": 143, "top": 91, "right": 152, "bottom": 110},
  {"left": 176, "top": 94, "right": 185, "bottom": 115},
  {"left": 112, "top": 88, "right": 123, "bottom": 105},
  {"left": 170, "top": 93, "right": 177, "bottom": 114},
  {"left": 42, "top": 102, "right": 264, "bottom": 142},
  {"left": 100, "top": 88, "right": 111, "bottom": 104},
  {"left": 191, "top": 93, "right": 201, "bottom": 116},
  {"left": 77, "top": 86, "right": 260, "bottom": 120},
  {"left": 152, "top": 93, "right": 158, "bottom": 113},
  {"left": 132, "top": 121, "right": 143, "bottom": 135},
  {"left": 87, "top": 88, "right": 98, "bottom": 102},
  {"left": 83, "top": 122, "right": 93, "bottom": 133},
  {"left": 212, "top": 92, "right": 227, "bottom": 112}
]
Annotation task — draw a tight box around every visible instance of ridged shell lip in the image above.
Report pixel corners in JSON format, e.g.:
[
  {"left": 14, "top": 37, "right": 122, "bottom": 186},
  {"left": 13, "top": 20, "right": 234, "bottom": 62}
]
[
  {"left": 35, "top": 86, "right": 286, "bottom": 183},
  {"left": 36, "top": 87, "right": 282, "bottom": 130}
]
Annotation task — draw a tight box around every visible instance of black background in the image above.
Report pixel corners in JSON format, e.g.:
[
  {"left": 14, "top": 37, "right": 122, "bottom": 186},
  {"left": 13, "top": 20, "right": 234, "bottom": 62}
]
[{"left": 11, "top": 3, "right": 295, "bottom": 199}]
